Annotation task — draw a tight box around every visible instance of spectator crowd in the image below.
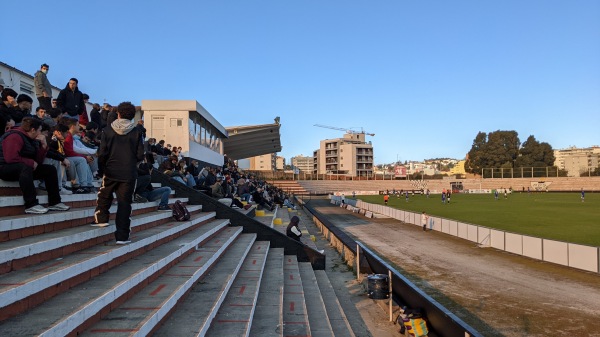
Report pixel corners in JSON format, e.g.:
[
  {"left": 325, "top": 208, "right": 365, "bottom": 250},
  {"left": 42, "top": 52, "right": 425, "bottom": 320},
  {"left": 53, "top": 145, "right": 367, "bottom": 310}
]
[{"left": 0, "top": 62, "right": 296, "bottom": 244}]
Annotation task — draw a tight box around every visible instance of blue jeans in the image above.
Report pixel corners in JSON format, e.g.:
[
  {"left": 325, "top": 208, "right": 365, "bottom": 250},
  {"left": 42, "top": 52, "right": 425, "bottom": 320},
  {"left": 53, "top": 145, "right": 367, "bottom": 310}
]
[
  {"left": 140, "top": 187, "right": 171, "bottom": 206},
  {"left": 67, "top": 156, "right": 93, "bottom": 186},
  {"left": 173, "top": 174, "right": 195, "bottom": 188}
]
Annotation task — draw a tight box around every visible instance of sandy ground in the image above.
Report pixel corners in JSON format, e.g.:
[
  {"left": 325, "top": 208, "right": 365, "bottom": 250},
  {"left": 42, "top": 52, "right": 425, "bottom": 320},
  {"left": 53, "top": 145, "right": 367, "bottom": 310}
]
[{"left": 304, "top": 198, "right": 600, "bottom": 337}]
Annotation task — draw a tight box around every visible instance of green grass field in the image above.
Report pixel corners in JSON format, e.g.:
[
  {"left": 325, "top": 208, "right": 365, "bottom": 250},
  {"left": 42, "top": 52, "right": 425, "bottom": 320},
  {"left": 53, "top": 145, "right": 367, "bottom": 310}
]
[{"left": 357, "top": 192, "right": 600, "bottom": 247}]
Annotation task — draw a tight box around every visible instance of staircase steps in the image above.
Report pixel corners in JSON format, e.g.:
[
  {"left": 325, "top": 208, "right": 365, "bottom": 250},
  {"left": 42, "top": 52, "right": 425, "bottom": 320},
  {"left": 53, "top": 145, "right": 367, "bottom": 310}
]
[{"left": 152, "top": 233, "right": 257, "bottom": 336}]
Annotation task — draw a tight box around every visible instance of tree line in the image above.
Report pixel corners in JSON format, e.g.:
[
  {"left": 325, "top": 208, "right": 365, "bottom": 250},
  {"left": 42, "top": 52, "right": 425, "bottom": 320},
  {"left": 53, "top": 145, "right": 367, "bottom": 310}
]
[{"left": 465, "top": 130, "right": 555, "bottom": 174}]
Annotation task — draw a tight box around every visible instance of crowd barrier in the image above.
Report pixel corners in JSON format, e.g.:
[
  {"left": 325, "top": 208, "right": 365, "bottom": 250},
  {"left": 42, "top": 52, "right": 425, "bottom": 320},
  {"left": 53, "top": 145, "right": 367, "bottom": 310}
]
[{"left": 330, "top": 196, "right": 600, "bottom": 274}]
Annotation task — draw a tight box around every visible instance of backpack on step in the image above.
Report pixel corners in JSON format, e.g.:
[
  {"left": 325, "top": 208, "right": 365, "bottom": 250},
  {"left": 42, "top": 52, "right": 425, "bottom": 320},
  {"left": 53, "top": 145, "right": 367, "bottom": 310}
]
[{"left": 172, "top": 200, "right": 190, "bottom": 221}]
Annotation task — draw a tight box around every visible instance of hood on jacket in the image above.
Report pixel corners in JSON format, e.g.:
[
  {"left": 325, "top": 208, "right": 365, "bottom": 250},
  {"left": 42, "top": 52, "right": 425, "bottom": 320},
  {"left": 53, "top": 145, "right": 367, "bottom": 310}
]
[{"left": 111, "top": 118, "right": 136, "bottom": 135}]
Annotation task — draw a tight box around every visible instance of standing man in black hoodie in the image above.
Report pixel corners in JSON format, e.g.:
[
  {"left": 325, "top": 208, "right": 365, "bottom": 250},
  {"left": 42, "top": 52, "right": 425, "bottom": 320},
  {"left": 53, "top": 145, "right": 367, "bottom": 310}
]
[
  {"left": 56, "top": 78, "right": 85, "bottom": 120},
  {"left": 91, "top": 102, "right": 144, "bottom": 245}
]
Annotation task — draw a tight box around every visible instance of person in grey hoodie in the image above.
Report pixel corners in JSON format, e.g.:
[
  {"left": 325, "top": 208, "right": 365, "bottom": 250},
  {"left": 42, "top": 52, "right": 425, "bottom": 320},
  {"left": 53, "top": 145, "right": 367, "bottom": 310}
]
[
  {"left": 91, "top": 102, "right": 144, "bottom": 244},
  {"left": 34, "top": 64, "right": 53, "bottom": 110}
]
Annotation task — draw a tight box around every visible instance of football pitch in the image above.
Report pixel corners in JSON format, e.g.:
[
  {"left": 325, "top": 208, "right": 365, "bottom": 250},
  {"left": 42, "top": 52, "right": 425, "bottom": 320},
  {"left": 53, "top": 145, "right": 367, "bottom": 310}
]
[{"left": 357, "top": 192, "right": 600, "bottom": 247}]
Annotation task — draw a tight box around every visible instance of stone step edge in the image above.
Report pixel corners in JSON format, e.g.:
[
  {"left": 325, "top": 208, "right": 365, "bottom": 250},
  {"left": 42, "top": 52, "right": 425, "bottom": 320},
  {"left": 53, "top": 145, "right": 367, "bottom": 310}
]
[
  {"left": 206, "top": 241, "right": 271, "bottom": 336},
  {"left": 314, "top": 270, "right": 356, "bottom": 337},
  {"left": 40, "top": 221, "right": 236, "bottom": 337},
  {"left": 298, "top": 262, "right": 334, "bottom": 336},
  {"left": 0, "top": 212, "right": 218, "bottom": 309},
  {"left": 0, "top": 197, "right": 188, "bottom": 234},
  {"left": 114, "top": 230, "right": 253, "bottom": 337},
  {"left": 0, "top": 205, "right": 203, "bottom": 267}
]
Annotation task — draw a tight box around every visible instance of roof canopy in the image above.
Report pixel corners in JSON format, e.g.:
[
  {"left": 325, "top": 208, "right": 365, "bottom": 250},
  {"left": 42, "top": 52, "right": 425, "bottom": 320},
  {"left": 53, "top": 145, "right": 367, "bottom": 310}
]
[{"left": 223, "top": 122, "right": 282, "bottom": 160}]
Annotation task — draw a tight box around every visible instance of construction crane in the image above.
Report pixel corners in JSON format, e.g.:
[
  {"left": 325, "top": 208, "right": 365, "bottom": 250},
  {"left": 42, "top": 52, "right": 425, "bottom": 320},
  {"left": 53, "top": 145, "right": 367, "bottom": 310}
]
[{"left": 313, "top": 124, "right": 375, "bottom": 136}]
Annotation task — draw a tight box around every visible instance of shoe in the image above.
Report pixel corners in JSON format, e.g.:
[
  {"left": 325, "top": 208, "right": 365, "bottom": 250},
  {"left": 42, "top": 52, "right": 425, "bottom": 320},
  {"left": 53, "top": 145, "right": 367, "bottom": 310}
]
[
  {"left": 243, "top": 204, "right": 251, "bottom": 210},
  {"left": 91, "top": 222, "right": 110, "bottom": 227},
  {"left": 157, "top": 205, "right": 171, "bottom": 211},
  {"left": 318, "top": 249, "right": 325, "bottom": 254},
  {"left": 84, "top": 186, "right": 97, "bottom": 193},
  {"left": 59, "top": 189, "right": 73, "bottom": 195},
  {"left": 48, "top": 203, "right": 70, "bottom": 211},
  {"left": 73, "top": 188, "right": 88, "bottom": 194},
  {"left": 37, "top": 183, "right": 47, "bottom": 191},
  {"left": 133, "top": 194, "right": 148, "bottom": 203},
  {"left": 116, "top": 240, "right": 132, "bottom": 245},
  {"left": 25, "top": 204, "right": 49, "bottom": 214}
]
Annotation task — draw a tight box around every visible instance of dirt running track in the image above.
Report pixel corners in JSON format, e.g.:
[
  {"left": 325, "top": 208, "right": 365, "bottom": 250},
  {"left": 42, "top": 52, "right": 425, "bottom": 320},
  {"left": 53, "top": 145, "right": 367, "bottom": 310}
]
[{"left": 308, "top": 198, "right": 600, "bottom": 337}]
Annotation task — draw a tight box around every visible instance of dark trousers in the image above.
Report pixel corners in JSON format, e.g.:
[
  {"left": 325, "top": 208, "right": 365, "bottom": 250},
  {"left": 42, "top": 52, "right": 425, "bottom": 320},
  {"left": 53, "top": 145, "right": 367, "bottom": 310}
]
[
  {"left": 134, "top": 174, "right": 151, "bottom": 195},
  {"left": 37, "top": 96, "right": 52, "bottom": 111},
  {"left": 95, "top": 176, "right": 136, "bottom": 241},
  {"left": 0, "top": 163, "right": 60, "bottom": 208}
]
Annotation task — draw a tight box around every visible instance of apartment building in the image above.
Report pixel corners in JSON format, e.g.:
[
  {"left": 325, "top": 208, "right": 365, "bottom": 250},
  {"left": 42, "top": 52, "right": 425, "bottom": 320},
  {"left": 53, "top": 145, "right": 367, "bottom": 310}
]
[
  {"left": 313, "top": 132, "right": 374, "bottom": 177},
  {"left": 554, "top": 146, "right": 600, "bottom": 177}
]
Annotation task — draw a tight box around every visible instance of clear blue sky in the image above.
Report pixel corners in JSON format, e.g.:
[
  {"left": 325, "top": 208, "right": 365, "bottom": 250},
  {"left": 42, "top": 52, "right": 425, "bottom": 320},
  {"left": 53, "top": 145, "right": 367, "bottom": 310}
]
[{"left": 2, "top": 1, "right": 599, "bottom": 164}]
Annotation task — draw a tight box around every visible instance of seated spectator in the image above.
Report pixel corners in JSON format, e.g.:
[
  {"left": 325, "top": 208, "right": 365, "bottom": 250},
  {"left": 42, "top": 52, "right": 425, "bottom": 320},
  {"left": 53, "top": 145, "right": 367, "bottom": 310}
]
[
  {"left": 286, "top": 215, "right": 302, "bottom": 242},
  {"left": 16, "top": 94, "right": 34, "bottom": 122},
  {"left": 0, "top": 117, "right": 70, "bottom": 214},
  {"left": 40, "top": 123, "right": 72, "bottom": 195},
  {"left": 186, "top": 159, "right": 201, "bottom": 182},
  {"left": 134, "top": 154, "right": 171, "bottom": 211},
  {"left": 210, "top": 176, "right": 247, "bottom": 209},
  {"left": 252, "top": 187, "right": 274, "bottom": 211},
  {"left": 236, "top": 176, "right": 251, "bottom": 202},
  {"left": 33, "top": 106, "right": 56, "bottom": 128},
  {"left": 159, "top": 155, "right": 177, "bottom": 174},
  {"left": 170, "top": 160, "right": 195, "bottom": 188},
  {"left": 1, "top": 88, "right": 24, "bottom": 127},
  {"left": 62, "top": 119, "right": 96, "bottom": 192}
]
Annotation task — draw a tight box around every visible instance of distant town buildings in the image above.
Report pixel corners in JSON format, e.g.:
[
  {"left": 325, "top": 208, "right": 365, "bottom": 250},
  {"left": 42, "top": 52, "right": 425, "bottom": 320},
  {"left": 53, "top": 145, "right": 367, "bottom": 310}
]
[
  {"left": 554, "top": 146, "right": 600, "bottom": 177},
  {"left": 312, "top": 132, "right": 374, "bottom": 177},
  {"left": 249, "top": 153, "right": 285, "bottom": 171}
]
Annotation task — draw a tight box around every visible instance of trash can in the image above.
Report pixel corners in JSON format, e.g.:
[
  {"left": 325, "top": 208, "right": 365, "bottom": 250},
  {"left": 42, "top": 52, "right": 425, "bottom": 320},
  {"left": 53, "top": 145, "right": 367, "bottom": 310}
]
[{"left": 367, "top": 274, "right": 389, "bottom": 299}]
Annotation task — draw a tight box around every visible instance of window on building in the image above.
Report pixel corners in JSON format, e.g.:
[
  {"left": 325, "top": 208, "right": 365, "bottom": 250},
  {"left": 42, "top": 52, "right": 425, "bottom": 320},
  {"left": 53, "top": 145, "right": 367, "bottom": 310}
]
[{"left": 20, "top": 82, "right": 34, "bottom": 95}]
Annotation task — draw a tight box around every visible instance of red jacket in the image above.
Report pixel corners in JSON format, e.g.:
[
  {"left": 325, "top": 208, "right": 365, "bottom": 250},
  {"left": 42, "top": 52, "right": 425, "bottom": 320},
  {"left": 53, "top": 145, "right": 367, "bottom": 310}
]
[
  {"left": 63, "top": 133, "right": 86, "bottom": 158},
  {"left": 79, "top": 104, "right": 89, "bottom": 126},
  {"left": 0, "top": 128, "right": 48, "bottom": 168}
]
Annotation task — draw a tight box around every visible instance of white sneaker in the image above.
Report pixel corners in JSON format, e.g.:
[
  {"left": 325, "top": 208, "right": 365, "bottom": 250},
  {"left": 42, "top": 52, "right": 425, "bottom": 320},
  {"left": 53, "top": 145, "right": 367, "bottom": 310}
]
[
  {"left": 59, "top": 189, "right": 73, "bottom": 195},
  {"left": 48, "top": 203, "right": 70, "bottom": 211},
  {"left": 91, "top": 222, "right": 110, "bottom": 227},
  {"left": 116, "top": 240, "right": 132, "bottom": 245},
  {"left": 25, "top": 205, "right": 49, "bottom": 214}
]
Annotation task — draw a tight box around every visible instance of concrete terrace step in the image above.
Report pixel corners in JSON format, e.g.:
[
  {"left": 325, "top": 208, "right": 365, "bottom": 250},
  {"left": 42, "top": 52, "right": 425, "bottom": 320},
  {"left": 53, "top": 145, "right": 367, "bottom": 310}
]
[
  {"left": 249, "top": 247, "right": 284, "bottom": 337},
  {"left": 0, "top": 211, "right": 216, "bottom": 320},
  {"left": 0, "top": 204, "right": 201, "bottom": 274},
  {"left": 0, "top": 219, "right": 231, "bottom": 336},
  {"left": 78, "top": 226, "right": 243, "bottom": 337},
  {"left": 282, "top": 255, "right": 310, "bottom": 337},
  {"left": 153, "top": 233, "right": 257, "bottom": 337},
  {"left": 298, "top": 262, "right": 334, "bottom": 337},
  {"left": 0, "top": 197, "right": 188, "bottom": 242},
  {"left": 0, "top": 213, "right": 215, "bottom": 317},
  {"left": 205, "top": 240, "right": 270, "bottom": 337},
  {"left": 314, "top": 270, "right": 356, "bottom": 337}
]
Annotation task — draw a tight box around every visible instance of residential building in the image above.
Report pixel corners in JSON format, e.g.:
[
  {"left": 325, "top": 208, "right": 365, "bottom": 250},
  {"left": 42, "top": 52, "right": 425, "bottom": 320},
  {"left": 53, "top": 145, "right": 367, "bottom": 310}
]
[
  {"left": 291, "top": 155, "right": 313, "bottom": 173},
  {"left": 313, "top": 132, "right": 374, "bottom": 177},
  {"left": 554, "top": 146, "right": 600, "bottom": 177},
  {"left": 249, "top": 153, "right": 284, "bottom": 171}
]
